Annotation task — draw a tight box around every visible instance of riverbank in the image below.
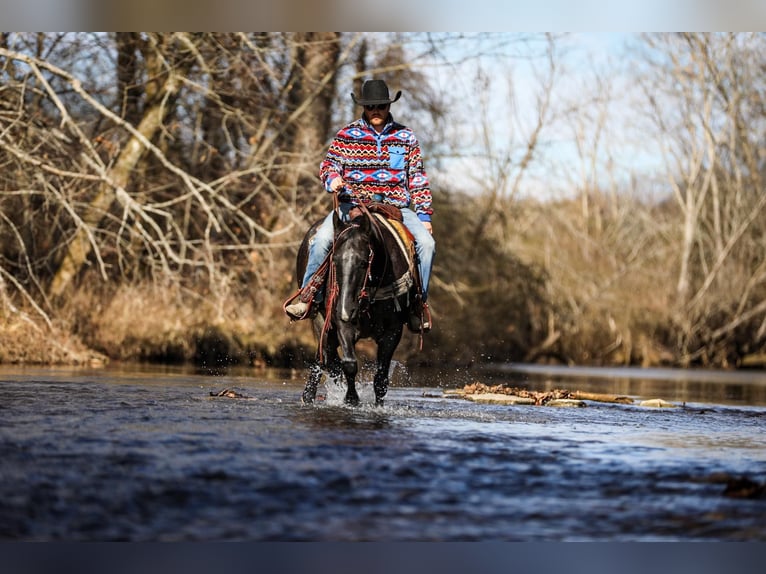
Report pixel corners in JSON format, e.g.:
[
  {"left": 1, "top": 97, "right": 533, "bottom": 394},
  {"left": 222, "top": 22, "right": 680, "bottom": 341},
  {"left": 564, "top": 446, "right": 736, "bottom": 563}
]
[{"left": 0, "top": 314, "right": 106, "bottom": 366}]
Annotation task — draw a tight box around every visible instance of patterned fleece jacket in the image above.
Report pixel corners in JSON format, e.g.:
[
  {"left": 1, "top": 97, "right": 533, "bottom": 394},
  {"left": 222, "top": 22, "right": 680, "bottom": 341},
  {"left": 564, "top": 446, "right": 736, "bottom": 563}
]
[{"left": 319, "top": 115, "right": 433, "bottom": 222}]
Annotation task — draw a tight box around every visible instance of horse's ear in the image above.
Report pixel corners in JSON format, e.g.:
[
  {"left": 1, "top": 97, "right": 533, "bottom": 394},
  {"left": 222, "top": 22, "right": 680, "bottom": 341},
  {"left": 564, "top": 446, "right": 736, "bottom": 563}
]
[
  {"left": 357, "top": 212, "right": 371, "bottom": 234},
  {"left": 333, "top": 208, "right": 344, "bottom": 231}
]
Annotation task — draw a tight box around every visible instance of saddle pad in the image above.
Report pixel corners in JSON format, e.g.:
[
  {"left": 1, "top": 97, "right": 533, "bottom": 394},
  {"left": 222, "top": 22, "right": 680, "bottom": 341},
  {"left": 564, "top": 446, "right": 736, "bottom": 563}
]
[{"left": 372, "top": 213, "right": 415, "bottom": 266}]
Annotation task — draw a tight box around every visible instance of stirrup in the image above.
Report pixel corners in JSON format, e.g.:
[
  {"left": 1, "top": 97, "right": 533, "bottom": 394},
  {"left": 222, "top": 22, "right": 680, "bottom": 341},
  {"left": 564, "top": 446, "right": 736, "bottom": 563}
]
[
  {"left": 421, "top": 302, "right": 432, "bottom": 332},
  {"left": 407, "top": 302, "right": 431, "bottom": 333}
]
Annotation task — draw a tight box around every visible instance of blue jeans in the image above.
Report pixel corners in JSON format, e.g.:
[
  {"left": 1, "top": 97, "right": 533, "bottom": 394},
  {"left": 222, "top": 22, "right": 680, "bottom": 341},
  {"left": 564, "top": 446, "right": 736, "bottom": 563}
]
[{"left": 301, "top": 205, "right": 435, "bottom": 301}]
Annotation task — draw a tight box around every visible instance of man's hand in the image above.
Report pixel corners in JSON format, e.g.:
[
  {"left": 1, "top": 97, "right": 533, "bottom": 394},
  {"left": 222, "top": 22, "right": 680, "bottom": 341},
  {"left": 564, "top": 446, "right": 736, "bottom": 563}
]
[
  {"left": 423, "top": 221, "right": 433, "bottom": 234},
  {"left": 330, "top": 176, "right": 345, "bottom": 192}
]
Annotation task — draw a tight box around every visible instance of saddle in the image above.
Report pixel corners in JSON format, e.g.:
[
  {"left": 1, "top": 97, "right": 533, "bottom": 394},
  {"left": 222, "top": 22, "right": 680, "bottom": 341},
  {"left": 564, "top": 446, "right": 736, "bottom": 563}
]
[{"left": 368, "top": 212, "right": 416, "bottom": 303}]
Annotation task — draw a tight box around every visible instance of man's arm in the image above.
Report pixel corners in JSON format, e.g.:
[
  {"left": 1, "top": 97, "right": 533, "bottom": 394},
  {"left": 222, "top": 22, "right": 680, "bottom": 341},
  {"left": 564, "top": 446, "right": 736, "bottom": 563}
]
[{"left": 406, "top": 135, "right": 433, "bottom": 228}]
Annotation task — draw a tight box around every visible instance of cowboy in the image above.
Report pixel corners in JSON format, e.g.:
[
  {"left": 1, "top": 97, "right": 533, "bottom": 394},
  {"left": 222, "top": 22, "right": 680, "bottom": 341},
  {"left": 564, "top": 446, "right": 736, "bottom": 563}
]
[{"left": 286, "top": 79, "right": 435, "bottom": 331}]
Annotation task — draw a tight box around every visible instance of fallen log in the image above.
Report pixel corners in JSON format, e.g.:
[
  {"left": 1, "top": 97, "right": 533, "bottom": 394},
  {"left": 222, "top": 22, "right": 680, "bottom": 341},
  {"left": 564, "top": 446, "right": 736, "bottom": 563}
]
[
  {"left": 572, "top": 391, "right": 634, "bottom": 404},
  {"left": 464, "top": 393, "right": 536, "bottom": 405},
  {"left": 444, "top": 383, "right": 679, "bottom": 409}
]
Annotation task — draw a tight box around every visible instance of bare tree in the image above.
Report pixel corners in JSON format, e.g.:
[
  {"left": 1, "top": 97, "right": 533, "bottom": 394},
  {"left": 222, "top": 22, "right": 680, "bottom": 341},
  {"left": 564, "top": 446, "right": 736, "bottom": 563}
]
[{"left": 638, "top": 33, "right": 766, "bottom": 364}]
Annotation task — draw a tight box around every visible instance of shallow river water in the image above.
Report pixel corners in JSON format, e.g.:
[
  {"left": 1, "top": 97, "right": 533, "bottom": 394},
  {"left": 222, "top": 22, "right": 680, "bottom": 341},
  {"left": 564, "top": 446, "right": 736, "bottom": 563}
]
[{"left": 1, "top": 363, "right": 765, "bottom": 541}]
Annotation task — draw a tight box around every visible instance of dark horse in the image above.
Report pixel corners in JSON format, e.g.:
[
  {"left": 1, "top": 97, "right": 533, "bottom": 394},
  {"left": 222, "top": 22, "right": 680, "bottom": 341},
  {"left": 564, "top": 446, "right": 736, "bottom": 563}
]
[{"left": 296, "top": 206, "right": 417, "bottom": 406}]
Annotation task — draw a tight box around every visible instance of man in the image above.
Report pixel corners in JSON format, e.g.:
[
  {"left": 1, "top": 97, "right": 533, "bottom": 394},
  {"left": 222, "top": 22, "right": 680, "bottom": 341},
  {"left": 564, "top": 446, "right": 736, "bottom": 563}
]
[{"left": 286, "top": 79, "right": 435, "bottom": 331}]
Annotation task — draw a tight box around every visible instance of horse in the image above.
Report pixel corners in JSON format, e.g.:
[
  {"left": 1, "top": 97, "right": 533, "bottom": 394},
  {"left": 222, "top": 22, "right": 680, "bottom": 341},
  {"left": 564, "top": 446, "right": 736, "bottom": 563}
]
[{"left": 295, "top": 205, "right": 418, "bottom": 406}]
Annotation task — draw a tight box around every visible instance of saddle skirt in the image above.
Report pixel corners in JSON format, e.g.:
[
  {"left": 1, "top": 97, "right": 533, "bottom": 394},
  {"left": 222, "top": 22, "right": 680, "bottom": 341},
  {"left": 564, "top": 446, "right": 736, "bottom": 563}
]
[{"left": 370, "top": 213, "right": 417, "bottom": 302}]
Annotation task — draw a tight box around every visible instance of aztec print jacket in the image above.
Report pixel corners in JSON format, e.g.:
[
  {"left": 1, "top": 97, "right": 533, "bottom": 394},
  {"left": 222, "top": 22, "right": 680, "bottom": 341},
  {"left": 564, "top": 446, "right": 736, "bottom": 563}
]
[{"left": 319, "top": 115, "right": 433, "bottom": 222}]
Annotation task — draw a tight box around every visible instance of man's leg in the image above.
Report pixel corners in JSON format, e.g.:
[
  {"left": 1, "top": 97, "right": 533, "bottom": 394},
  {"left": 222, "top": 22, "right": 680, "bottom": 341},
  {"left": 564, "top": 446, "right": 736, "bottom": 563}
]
[
  {"left": 285, "top": 211, "right": 335, "bottom": 319},
  {"left": 300, "top": 211, "right": 335, "bottom": 289},
  {"left": 286, "top": 204, "right": 354, "bottom": 319},
  {"left": 400, "top": 208, "right": 435, "bottom": 300},
  {"left": 400, "top": 208, "right": 435, "bottom": 332}
]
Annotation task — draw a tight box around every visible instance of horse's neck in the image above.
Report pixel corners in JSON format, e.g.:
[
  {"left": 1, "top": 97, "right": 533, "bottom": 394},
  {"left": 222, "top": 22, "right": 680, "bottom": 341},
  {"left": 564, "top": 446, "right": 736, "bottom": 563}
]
[
  {"left": 333, "top": 215, "right": 410, "bottom": 284},
  {"left": 371, "top": 221, "right": 410, "bottom": 282}
]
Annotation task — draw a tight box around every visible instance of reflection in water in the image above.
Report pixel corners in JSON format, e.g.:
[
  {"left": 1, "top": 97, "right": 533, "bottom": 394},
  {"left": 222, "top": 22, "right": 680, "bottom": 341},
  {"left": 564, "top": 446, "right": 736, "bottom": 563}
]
[{"left": 293, "top": 403, "right": 393, "bottom": 432}]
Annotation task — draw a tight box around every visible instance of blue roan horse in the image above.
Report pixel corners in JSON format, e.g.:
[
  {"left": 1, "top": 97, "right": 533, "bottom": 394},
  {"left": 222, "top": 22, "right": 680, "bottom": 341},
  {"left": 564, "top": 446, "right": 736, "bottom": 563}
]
[{"left": 296, "top": 206, "right": 417, "bottom": 406}]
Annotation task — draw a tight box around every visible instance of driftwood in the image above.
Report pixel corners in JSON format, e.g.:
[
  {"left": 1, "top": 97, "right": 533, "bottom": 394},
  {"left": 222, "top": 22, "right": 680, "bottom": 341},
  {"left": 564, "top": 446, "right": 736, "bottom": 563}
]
[
  {"left": 457, "top": 382, "right": 635, "bottom": 406},
  {"left": 209, "top": 388, "right": 253, "bottom": 399},
  {"left": 447, "top": 382, "right": 656, "bottom": 407},
  {"left": 572, "top": 390, "right": 634, "bottom": 404},
  {"left": 638, "top": 398, "right": 678, "bottom": 408},
  {"left": 464, "top": 393, "right": 536, "bottom": 406},
  {"left": 460, "top": 382, "right": 575, "bottom": 405}
]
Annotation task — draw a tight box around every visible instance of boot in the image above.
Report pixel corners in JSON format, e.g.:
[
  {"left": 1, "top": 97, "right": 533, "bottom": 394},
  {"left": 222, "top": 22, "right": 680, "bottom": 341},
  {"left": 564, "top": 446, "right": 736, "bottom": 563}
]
[{"left": 285, "top": 301, "right": 310, "bottom": 320}]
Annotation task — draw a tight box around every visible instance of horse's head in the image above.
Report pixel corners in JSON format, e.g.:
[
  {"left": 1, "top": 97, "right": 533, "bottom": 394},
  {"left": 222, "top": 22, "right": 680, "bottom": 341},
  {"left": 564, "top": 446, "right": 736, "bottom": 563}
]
[{"left": 332, "top": 211, "right": 374, "bottom": 323}]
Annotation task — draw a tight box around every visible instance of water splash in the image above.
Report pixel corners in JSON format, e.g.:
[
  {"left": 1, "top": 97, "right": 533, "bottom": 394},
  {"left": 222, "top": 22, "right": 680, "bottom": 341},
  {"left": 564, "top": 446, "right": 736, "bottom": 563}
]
[
  {"left": 321, "top": 371, "right": 346, "bottom": 405},
  {"left": 317, "top": 360, "right": 412, "bottom": 406},
  {"left": 388, "top": 359, "right": 411, "bottom": 386},
  {"left": 320, "top": 371, "right": 377, "bottom": 406}
]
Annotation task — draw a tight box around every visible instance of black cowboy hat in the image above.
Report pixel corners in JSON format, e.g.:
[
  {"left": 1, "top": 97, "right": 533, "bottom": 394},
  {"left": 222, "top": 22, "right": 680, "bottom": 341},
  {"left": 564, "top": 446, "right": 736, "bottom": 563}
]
[{"left": 351, "top": 79, "right": 402, "bottom": 106}]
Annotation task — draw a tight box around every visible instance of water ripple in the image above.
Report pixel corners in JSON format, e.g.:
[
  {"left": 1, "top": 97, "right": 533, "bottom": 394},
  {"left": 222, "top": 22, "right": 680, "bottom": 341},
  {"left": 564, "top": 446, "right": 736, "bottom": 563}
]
[{"left": 0, "top": 368, "right": 764, "bottom": 540}]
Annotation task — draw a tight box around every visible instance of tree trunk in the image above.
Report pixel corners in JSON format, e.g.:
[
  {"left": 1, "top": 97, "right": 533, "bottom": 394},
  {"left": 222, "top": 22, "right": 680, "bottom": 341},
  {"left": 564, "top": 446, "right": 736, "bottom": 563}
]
[
  {"left": 48, "top": 43, "right": 180, "bottom": 299},
  {"left": 280, "top": 32, "right": 341, "bottom": 204}
]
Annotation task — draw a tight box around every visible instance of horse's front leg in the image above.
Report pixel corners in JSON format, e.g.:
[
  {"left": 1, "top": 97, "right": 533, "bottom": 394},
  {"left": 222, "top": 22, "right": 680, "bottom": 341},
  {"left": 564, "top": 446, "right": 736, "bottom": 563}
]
[
  {"left": 341, "top": 359, "right": 359, "bottom": 406},
  {"left": 302, "top": 363, "right": 323, "bottom": 404},
  {"left": 373, "top": 324, "right": 403, "bottom": 406},
  {"left": 303, "top": 318, "right": 339, "bottom": 405},
  {"left": 337, "top": 322, "right": 360, "bottom": 406}
]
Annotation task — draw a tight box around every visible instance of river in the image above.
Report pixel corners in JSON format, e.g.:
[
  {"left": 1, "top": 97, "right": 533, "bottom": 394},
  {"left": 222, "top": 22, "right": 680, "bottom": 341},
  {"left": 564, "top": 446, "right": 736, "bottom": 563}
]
[{"left": 1, "top": 362, "right": 764, "bottom": 541}]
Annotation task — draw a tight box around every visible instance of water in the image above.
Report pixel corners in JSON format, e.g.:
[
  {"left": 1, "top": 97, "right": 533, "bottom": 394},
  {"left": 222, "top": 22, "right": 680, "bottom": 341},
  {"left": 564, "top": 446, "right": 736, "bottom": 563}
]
[{"left": 1, "top": 363, "right": 765, "bottom": 541}]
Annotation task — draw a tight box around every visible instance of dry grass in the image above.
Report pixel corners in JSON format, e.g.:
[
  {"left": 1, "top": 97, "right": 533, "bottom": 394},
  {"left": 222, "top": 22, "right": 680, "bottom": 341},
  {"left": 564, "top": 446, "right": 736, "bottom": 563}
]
[
  {"left": 61, "top": 274, "right": 317, "bottom": 366},
  {"left": 0, "top": 313, "right": 106, "bottom": 365}
]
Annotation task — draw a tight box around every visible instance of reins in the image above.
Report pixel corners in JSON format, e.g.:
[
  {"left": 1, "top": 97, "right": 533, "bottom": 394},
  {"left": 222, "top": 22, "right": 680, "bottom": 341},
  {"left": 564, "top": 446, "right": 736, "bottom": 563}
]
[{"left": 351, "top": 199, "right": 394, "bottom": 298}]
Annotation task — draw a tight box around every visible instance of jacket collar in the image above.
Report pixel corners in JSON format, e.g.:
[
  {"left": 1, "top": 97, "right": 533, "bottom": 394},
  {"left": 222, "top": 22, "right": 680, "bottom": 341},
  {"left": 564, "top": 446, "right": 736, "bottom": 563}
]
[{"left": 359, "top": 114, "right": 396, "bottom": 134}]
